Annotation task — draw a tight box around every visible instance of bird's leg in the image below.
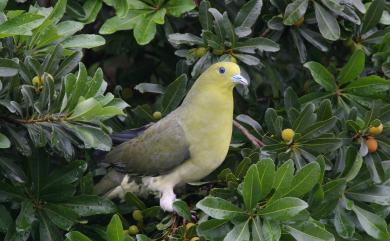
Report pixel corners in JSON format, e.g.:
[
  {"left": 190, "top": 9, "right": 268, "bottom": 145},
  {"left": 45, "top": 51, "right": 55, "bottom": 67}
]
[
  {"left": 160, "top": 188, "right": 176, "bottom": 212},
  {"left": 143, "top": 176, "right": 177, "bottom": 212}
]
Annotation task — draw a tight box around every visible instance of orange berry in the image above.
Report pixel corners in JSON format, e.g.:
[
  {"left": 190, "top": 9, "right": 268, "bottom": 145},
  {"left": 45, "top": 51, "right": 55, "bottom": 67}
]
[{"left": 366, "top": 138, "right": 378, "bottom": 153}]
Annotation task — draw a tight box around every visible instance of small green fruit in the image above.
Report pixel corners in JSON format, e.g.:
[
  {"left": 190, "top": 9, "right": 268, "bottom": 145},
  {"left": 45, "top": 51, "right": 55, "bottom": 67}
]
[
  {"left": 153, "top": 111, "right": 162, "bottom": 120},
  {"left": 132, "top": 209, "right": 143, "bottom": 222},
  {"left": 128, "top": 225, "right": 139, "bottom": 235},
  {"left": 194, "top": 47, "right": 208, "bottom": 57},
  {"left": 212, "top": 49, "right": 224, "bottom": 56}
]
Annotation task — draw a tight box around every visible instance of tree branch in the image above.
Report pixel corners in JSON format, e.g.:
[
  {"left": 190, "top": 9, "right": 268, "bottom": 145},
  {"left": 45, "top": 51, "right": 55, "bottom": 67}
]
[{"left": 233, "top": 120, "right": 264, "bottom": 148}]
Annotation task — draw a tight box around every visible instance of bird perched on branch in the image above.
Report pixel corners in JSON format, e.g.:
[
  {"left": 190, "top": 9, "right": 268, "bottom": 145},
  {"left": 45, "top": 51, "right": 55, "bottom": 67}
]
[{"left": 94, "top": 62, "right": 248, "bottom": 211}]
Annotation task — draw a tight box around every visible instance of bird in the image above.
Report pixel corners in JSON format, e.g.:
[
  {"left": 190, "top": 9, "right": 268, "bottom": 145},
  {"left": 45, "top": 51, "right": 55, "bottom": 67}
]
[{"left": 94, "top": 62, "right": 248, "bottom": 211}]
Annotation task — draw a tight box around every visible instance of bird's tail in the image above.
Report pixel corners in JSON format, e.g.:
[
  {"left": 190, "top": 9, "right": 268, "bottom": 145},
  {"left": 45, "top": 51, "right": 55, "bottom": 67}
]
[{"left": 93, "top": 169, "right": 126, "bottom": 195}]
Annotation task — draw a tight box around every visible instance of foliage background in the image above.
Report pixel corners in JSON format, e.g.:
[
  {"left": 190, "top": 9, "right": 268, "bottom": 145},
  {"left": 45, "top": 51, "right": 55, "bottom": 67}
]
[{"left": 0, "top": 0, "right": 389, "bottom": 240}]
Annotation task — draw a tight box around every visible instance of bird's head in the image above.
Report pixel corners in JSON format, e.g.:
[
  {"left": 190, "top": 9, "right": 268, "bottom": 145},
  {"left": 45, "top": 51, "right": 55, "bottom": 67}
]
[{"left": 201, "top": 62, "right": 248, "bottom": 89}]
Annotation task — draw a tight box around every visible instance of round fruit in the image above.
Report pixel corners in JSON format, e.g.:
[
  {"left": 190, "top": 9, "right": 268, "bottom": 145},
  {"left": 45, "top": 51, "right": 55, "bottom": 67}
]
[
  {"left": 229, "top": 56, "right": 237, "bottom": 63},
  {"left": 128, "top": 225, "right": 139, "bottom": 235},
  {"left": 369, "top": 123, "right": 383, "bottom": 136},
  {"left": 153, "top": 111, "right": 162, "bottom": 120},
  {"left": 32, "top": 75, "right": 42, "bottom": 86},
  {"left": 190, "top": 237, "right": 200, "bottom": 241},
  {"left": 212, "top": 49, "right": 224, "bottom": 56},
  {"left": 194, "top": 47, "right": 207, "bottom": 57},
  {"left": 132, "top": 209, "right": 143, "bottom": 222},
  {"left": 282, "top": 128, "right": 295, "bottom": 142},
  {"left": 293, "top": 16, "right": 305, "bottom": 27},
  {"left": 185, "top": 222, "right": 195, "bottom": 230},
  {"left": 366, "top": 138, "right": 378, "bottom": 153}
]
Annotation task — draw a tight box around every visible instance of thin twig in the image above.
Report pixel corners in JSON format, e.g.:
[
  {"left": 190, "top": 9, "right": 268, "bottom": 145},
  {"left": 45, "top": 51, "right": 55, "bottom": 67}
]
[{"left": 233, "top": 120, "right": 264, "bottom": 147}]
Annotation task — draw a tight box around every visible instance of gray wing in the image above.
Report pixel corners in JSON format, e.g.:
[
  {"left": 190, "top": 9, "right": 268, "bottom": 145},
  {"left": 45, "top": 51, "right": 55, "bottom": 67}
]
[{"left": 104, "top": 112, "right": 190, "bottom": 176}]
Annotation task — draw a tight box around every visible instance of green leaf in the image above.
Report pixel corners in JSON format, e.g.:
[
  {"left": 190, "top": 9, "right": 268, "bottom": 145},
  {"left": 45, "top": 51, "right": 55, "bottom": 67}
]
[
  {"left": 64, "top": 195, "right": 116, "bottom": 216},
  {"left": 342, "top": 149, "right": 363, "bottom": 182},
  {"left": 285, "top": 162, "right": 320, "bottom": 198},
  {"left": 47, "top": 0, "right": 67, "bottom": 24},
  {"left": 0, "top": 58, "right": 19, "bottom": 77},
  {"left": 66, "top": 124, "right": 112, "bottom": 151},
  {"left": 261, "top": 218, "right": 281, "bottom": 241},
  {"left": 136, "top": 234, "right": 152, "bottom": 241},
  {"left": 352, "top": 205, "right": 390, "bottom": 240},
  {"left": 0, "top": 157, "right": 26, "bottom": 183},
  {"left": 234, "top": 37, "right": 279, "bottom": 53},
  {"left": 361, "top": 0, "right": 385, "bottom": 34},
  {"left": 81, "top": 0, "right": 102, "bottom": 23},
  {"left": 44, "top": 204, "right": 79, "bottom": 231},
  {"left": 99, "top": 12, "right": 144, "bottom": 35},
  {"left": 338, "top": 49, "right": 365, "bottom": 85},
  {"left": 197, "top": 219, "right": 230, "bottom": 241},
  {"left": 161, "top": 74, "right": 187, "bottom": 114},
  {"left": 62, "top": 34, "right": 106, "bottom": 48},
  {"left": 347, "top": 185, "right": 390, "bottom": 205},
  {"left": 259, "top": 197, "right": 308, "bottom": 221},
  {"left": 334, "top": 206, "right": 355, "bottom": 239},
  {"left": 242, "top": 159, "right": 275, "bottom": 210},
  {"left": 168, "top": 33, "right": 204, "bottom": 46},
  {"left": 38, "top": 211, "right": 62, "bottom": 241},
  {"left": 344, "top": 75, "right": 390, "bottom": 91},
  {"left": 199, "top": 0, "right": 212, "bottom": 31},
  {"left": 0, "top": 205, "right": 12, "bottom": 233},
  {"left": 196, "top": 196, "right": 245, "bottom": 220},
  {"left": 304, "top": 61, "right": 336, "bottom": 92},
  {"left": 292, "top": 104, "right": 316, "bottom": 133},
  {"left": 15, "top": 201, "right": 35, "bottom": 232},
  {"left": 0, "top": 132, "right": 10, "bottom": 148},
  {"left": 107, "top": 214, "right": 124, "bottom": 241},
  {"left": 314, "top": 2, "right": 340, "bottom": 41},
  {"left": 133, "top": 14, "right": 156, "bottom": 45},
  {"left": 224, "top": 219, "right": 250, "bottom": 241},
  {"left": 66, "top": 231, "right": 92, "bottom": 241},
  {"left": 283, "top": 0, "right": 309, "bottom": 26},
  {"left": 271, "top": 160, "right": 295, "bottom": 201},
  {"left": 234, "top": 0, "right": 263, "bottom": 29},
  {"left": 0, "top": 13, "right": 44, "bottom": 38},
  {"left": 114, "top": 0, "right": 129, "bottom": 17},
  {"left": 286, "top": 221, "right": 335, "bottom": 241},
  {"left": 172, "top": 200, "right": 192, "bottom": 221},
  {"left": 164, "top": 0, "right": 195, "bottom": 17}
]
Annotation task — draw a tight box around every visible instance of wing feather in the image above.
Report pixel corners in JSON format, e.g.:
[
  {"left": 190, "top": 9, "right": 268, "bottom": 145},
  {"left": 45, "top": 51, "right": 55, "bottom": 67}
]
[{"left": 104, "top": 112, "right": 190, "bottom": 175}]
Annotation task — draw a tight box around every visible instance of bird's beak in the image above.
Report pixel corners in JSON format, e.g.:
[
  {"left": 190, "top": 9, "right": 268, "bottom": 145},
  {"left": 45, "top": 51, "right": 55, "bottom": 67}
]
[{"left": 232, "top": 74, "right": 248, "bottom": 86}]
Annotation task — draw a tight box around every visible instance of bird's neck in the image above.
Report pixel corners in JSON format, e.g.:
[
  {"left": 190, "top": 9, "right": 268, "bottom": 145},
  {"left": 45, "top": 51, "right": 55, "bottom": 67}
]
[{"left": 181, "top": 83, "right": 234, "bottom": 115}]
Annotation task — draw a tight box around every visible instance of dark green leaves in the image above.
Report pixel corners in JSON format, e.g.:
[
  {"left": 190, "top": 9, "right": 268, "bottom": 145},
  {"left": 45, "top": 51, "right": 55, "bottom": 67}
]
[
  {"left": 314, "top": 2, "right": 340, "bottom": 41},
  {"left": 196, "top": 197, "right": 245, "bottom": 219},
  {"left": 0, "top": 13, "right": 44, "bottom": 38},
  {"left": 283, "top": 0, "right": 309, "bottom": 25},
  {"left": 99, "top": 0, "right": 195, "bottom": 45},
  {"left": 286, "top": 221, "right": 335, "bottom": 241},
  {"left": 242, "top": 159, "right": 275, "bottom": 209},
  {"left": 285, "top": 162, "right": 321, "bottom": 198},
  {"left": 304, "top": 61, "right": 336, "bottom": 92},
  {"left": 352, "top": 205, "right": 390, "bottom": 240},
  {"left": 259, "top": 197, "right": 308, "bottom": 221},
  {"left": 161, "top": 74, "right": 187, "bottom": 114},
  {"left": 338, "top": 49, "right": 365, "bottom": 84},
  {"left": 361, "top": 0, "right": 385, "bottom": 34},
  {"left": 234, "top": 0, "right": 263, "bottom": 29}
]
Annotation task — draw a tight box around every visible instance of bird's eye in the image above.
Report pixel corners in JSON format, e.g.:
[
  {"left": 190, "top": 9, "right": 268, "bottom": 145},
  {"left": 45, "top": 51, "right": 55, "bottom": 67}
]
[{"left": 218, "top": 67, "right": 225, "bottom": 74}]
